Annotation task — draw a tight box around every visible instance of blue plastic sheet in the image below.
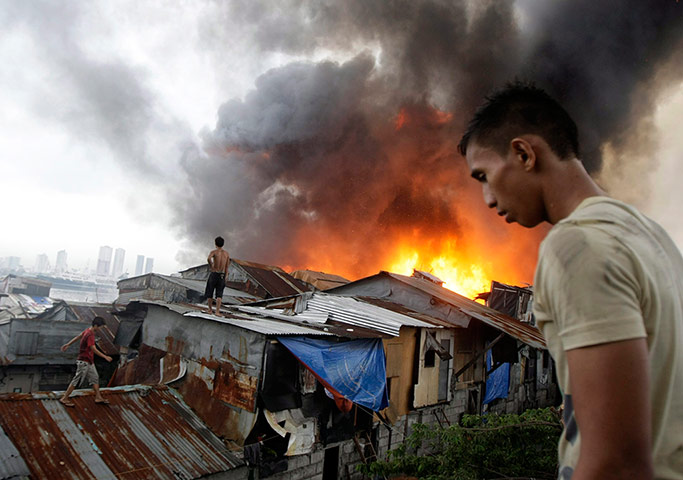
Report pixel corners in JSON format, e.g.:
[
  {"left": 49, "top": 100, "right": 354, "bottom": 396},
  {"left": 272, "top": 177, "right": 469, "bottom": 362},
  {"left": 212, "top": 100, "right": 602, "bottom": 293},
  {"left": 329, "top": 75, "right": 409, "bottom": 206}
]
[
  {"left": 483, "top": 349, "right": 510, "bottom": 405},
  {"left": 277, "top": 337, "right": 389, "bottom": 412}
]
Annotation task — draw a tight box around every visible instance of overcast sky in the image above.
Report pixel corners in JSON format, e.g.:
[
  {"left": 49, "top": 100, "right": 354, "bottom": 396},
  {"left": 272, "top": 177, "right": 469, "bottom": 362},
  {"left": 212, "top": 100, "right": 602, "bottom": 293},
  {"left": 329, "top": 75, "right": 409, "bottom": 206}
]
[{"left": 1, "top": 1, "right": 681, "bottom": 277}]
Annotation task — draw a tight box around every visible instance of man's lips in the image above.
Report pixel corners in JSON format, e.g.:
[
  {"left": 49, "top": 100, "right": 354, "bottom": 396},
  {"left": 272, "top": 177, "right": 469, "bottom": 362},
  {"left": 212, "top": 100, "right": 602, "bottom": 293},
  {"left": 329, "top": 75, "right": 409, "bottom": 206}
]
[{"left": 498, "top": 210, "right": 513, "bottom": 223}]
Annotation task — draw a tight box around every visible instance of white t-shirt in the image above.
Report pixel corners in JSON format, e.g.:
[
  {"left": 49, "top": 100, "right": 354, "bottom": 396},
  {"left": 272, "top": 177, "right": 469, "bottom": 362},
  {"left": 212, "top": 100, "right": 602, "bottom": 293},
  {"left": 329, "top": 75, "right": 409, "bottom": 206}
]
[{"left": 534, "top": 197, "right": 683, "bottom": 479}]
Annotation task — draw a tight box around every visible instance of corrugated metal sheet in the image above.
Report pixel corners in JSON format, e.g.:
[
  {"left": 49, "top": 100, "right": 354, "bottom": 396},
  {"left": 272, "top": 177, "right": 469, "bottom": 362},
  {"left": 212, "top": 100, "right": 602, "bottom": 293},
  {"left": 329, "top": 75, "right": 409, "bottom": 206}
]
[
  {"left": 0, "top": 294, "right": 55, "bottom": 324},
  {"left": 241, "top": 294, "right": 440, "bottom": 338},
  {"left": 0, "top": 385, "right": 242, "bottom": 479},
  {"left": 0, "top": 424, "right": 30, "bottom": 479},
  {"left": 382, "top": 272, "right": 546, "bottom": 349},
  {"left": 185, "top": 311, "right": 334, "bottom": 336},
  {"left": 235, "top": 305, "right": 329, "bottom": 324},
  {"left": 135, "top": 299, "right": 333, "bottom": 337},
  {"left": 235, "top": 261, "right": 312, "bottom": 298},
  {"left": 354, "top": 296, "right": 458, "bottom": 328},
  {"left": 305, "top": 293, "right": 438, "bottom": 337}
]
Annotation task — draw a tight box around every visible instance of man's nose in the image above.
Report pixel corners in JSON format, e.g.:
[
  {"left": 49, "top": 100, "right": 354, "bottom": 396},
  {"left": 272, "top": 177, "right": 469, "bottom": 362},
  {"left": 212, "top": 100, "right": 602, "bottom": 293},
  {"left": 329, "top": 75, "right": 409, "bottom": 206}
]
[{"left": 482, "top": 184, "right": 496, "bottom": 208}]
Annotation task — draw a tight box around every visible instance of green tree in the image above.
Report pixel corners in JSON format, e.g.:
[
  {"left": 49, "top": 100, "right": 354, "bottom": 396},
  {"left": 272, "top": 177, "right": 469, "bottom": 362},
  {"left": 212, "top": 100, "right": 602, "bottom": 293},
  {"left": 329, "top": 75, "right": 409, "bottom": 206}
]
[{"left": 358, "top": 408, "right": 562, "bottom": 480}]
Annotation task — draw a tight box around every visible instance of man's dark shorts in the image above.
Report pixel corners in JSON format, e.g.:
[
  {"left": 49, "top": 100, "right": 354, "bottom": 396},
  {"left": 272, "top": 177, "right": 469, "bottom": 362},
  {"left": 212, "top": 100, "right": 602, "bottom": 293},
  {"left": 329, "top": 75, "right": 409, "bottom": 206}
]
[{"left": 205, "top": 272, "right": 225, "bottom": 299}]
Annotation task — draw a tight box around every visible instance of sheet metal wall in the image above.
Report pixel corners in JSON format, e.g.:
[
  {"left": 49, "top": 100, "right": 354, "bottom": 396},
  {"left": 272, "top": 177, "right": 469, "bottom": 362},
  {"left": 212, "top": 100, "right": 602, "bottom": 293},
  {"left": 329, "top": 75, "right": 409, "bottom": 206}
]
[{"left": 139, "top": 305, "right": 266, "bottom": 442}]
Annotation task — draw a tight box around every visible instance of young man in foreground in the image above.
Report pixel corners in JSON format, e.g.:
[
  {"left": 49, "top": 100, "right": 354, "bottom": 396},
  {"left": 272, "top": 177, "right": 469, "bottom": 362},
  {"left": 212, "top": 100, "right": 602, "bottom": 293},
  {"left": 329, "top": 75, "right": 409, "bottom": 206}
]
[
  {"left": 459, "top": 83, "right": 682, "bottom": 479},
  {"left": 60, "top": 316, "right": 112, "bottom": 406},
  {"left": 205, "top": 235, "right": 230, "bottom": 316}
]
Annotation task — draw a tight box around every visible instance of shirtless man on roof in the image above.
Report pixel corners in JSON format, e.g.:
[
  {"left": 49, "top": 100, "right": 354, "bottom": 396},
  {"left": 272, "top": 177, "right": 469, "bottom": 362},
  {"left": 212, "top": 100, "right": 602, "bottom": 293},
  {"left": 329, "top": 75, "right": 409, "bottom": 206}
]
[{"left": 205, "top": 236, "right": 230, "bottom": 316}]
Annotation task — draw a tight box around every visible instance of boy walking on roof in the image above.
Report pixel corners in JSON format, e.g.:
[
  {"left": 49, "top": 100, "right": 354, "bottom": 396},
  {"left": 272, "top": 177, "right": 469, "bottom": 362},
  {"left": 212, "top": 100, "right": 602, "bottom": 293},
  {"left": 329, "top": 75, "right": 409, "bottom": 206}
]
[{"left": 60, "top": 316, "right": 112, "bottom": 407}]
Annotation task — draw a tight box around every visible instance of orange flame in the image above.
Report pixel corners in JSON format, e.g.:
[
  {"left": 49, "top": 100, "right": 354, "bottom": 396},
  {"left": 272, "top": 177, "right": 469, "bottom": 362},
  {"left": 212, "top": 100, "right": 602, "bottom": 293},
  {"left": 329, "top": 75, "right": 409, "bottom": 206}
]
[{"left": 387, "top": 237, "right": 492, "bottom": 299}]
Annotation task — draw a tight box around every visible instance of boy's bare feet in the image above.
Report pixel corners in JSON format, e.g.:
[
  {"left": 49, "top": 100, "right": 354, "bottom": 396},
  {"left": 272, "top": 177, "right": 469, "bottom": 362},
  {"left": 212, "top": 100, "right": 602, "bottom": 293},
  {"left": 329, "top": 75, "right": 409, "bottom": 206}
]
[{"left": 60, "top": 398, "right": 75, "bottom": 407}]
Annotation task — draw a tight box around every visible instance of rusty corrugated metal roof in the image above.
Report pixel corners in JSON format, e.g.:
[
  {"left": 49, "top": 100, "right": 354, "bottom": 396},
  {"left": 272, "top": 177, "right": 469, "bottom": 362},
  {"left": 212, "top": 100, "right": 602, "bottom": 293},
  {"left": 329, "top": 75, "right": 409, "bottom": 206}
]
[
  {"left": 235, "top": 260, "right": 312, "bottom": 298},
  {"left": 0, "top": 385, "right": 243, "bottom": 479},
  {"left": 0, "top": 424, "right": 30, "bottom": 479},
  {"left": 381, "top": 272, "right": 546, "bottom": 349}
]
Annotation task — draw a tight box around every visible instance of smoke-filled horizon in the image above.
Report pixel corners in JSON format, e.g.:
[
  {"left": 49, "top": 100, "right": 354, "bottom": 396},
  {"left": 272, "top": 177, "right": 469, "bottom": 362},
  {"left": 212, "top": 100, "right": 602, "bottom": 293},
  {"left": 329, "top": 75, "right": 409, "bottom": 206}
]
[{"left": 172, "top": 0, "right": 683, "bottom": 287}]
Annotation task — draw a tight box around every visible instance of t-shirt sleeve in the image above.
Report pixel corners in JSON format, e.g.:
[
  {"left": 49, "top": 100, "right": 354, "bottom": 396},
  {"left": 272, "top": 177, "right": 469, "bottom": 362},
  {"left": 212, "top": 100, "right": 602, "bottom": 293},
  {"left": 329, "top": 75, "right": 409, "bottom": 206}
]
[{"left": 534, "top": 224, "right": 646, "bottom": 351}]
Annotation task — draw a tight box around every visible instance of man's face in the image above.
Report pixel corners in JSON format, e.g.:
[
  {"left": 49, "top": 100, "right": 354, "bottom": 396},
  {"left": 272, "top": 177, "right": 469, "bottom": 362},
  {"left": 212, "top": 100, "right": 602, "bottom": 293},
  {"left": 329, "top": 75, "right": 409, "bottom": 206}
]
[{"left": 465, "top": 142, "right": 545, "bottom": 228}]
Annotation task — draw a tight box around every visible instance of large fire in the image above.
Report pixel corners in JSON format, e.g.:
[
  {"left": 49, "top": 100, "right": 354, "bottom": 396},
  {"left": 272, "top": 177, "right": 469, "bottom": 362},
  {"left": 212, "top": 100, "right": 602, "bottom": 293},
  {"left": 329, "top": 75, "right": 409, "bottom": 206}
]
[{"left": 249, "top": 103, "right": 545, "bottom": 298}]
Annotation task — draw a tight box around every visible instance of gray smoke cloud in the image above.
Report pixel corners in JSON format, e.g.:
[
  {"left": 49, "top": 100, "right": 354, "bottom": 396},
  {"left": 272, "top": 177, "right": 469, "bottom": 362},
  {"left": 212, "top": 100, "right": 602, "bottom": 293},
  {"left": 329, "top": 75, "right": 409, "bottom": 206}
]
[{"left": 175, "top": 0, "right": 683, "bottom": 277}]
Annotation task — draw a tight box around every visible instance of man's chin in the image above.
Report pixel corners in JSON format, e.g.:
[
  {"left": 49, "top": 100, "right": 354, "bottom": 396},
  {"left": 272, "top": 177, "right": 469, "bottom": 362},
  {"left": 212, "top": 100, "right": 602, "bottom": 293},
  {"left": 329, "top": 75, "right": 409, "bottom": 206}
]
[{"left": 516, "top": 218, "right": 543, "bottom": 228}]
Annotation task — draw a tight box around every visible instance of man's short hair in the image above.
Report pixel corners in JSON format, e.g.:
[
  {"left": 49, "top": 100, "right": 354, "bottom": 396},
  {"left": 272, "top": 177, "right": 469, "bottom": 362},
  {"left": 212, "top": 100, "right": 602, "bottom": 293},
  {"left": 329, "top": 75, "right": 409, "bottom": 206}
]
[
  {"left": 458, "top": 81, "right": 580, "bottom": 160},
  {"left": 92, "top": 316, "right": 105, "bottom": 327},
  {"left": 215, "top": 236, "right": 225, "bottom": 247}
]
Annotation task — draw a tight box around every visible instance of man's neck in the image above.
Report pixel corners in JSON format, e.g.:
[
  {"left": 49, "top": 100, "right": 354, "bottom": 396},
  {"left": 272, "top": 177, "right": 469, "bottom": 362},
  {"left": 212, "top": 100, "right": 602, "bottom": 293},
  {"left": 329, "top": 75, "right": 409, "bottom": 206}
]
[{"left": 544, "top": 158, "right": 606, "bottom": 224}]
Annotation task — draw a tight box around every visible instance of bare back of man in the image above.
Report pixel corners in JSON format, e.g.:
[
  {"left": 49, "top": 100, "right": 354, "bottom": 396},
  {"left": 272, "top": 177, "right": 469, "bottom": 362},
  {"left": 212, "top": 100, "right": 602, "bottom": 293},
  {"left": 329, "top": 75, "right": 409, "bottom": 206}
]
[{"left": 208, "top": 248, "right": 230, "bottom": 273}]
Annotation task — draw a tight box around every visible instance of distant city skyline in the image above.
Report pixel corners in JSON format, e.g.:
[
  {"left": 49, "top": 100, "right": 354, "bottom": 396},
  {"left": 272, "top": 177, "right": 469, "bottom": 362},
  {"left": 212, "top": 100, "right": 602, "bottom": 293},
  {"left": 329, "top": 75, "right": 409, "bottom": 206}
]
[{"left": 0, "top": 244, "right": 169, "bottom": 277}]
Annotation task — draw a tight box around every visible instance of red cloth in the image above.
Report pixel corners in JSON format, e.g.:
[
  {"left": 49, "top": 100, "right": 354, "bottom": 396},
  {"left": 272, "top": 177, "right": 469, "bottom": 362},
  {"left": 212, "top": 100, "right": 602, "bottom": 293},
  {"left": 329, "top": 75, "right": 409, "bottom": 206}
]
[{"left": 77, "top": 328, "right": 95, "bottom": 363}]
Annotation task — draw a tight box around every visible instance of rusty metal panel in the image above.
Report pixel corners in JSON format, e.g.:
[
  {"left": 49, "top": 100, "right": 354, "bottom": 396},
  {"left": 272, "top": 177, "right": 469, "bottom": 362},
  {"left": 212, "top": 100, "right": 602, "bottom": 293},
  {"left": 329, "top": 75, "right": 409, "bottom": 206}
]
[
  {"left": 0, "top": 385, "right": 242, "bottom": 479},
  {"left": 175, "top": 360, "right": 258, "bottom": 444},
  {"left": 236, "top": 262, "right": 312, "bottom": 298},
  {"left": 213, "top": 361, "right": 258, "bottom": 411}
]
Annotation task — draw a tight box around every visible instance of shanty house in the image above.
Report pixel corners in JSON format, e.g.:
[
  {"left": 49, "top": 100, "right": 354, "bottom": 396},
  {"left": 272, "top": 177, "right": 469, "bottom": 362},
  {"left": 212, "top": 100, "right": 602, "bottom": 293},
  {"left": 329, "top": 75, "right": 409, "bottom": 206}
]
[{"left": 327, "top": 271, "right": 559, "bottom": 414}]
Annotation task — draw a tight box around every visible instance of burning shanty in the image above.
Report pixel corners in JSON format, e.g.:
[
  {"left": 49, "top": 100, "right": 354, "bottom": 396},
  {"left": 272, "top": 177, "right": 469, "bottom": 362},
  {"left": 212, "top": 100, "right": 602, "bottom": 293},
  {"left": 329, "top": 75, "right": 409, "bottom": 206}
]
[{"left": 0, "top": 258, "right": 558, "bottom": 480}]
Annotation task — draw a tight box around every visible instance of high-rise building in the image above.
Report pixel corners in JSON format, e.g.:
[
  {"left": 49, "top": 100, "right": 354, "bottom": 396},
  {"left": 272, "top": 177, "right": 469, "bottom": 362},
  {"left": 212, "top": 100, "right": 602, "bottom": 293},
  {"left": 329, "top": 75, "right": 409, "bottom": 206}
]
[
  {"left": 7, "top": 257, "right": 21, "bottom": 271},
  {"left": 144, "top": 257, "right": 154, "bottom": 274},
  {"left": 55, "top": 250, "right": 67, "bottom": 273},
  {"left": 135, "top": 255, "right": 145, "bottom": 276},
  {"left": 96, "top": 246, "right": 113, "bottom": 276},
  {"left": 112, "top": 248, "right": 126, "bottom": 279},
  {"left": 34, "top": 254, "right": 50, "bottom": 273}
]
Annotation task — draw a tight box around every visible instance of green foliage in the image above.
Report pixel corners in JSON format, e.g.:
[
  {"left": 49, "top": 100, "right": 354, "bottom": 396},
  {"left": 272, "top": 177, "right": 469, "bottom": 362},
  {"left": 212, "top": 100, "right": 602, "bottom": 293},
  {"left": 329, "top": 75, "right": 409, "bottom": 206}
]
[{"left": 357, "top": 408, "right": 562, "bottom": 480}]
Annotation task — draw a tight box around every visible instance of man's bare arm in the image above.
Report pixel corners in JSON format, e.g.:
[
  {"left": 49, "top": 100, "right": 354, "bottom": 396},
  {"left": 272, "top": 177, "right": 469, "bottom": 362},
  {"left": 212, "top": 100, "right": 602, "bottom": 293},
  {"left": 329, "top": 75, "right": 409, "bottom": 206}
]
[
  {"left": 61, "top": 331, "right": 84, "bottom": 352},
  {"left": 224, "top": 254, "right": 230, "bottom": 275},
  {"left": 567, "top": 338, "right": 653, "bottom": 479},
  {"left": 90, "top": 344, "right": 112, "bottom": 362},
  {"left": 207, "top": 250, "right": 215, "bottom": 267}
]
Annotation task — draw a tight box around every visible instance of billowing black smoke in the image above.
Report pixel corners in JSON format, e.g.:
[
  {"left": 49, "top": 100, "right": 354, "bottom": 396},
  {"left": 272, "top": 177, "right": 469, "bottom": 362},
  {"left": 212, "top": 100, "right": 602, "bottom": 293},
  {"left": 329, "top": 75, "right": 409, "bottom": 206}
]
[{"left": 176, "top": 0, "right": 683, "bottom": 272}]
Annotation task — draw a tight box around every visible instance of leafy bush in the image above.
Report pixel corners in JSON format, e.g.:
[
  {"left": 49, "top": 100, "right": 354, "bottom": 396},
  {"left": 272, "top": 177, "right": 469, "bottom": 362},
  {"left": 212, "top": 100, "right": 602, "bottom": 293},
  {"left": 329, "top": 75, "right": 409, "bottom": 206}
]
[{"left": 358, "top": 408, "right": 562, "bottom": 480}]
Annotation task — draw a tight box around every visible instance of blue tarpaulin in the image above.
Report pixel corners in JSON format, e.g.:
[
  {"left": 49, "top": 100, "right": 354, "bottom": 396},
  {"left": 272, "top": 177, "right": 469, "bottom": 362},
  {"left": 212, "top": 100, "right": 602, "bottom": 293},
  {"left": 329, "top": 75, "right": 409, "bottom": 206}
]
[
  {"left": 483, "top": 349, "right": 510, "bottom": 405},
  {"left": 277, "top": 337, "right": 389, "bottom": 412}
]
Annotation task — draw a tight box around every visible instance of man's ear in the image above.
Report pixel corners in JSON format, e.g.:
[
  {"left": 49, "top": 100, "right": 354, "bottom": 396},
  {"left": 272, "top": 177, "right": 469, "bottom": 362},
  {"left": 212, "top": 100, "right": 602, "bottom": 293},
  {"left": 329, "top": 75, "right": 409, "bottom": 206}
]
[{"left": 510, "top": 138, "right": 536, "bottom": 171}]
